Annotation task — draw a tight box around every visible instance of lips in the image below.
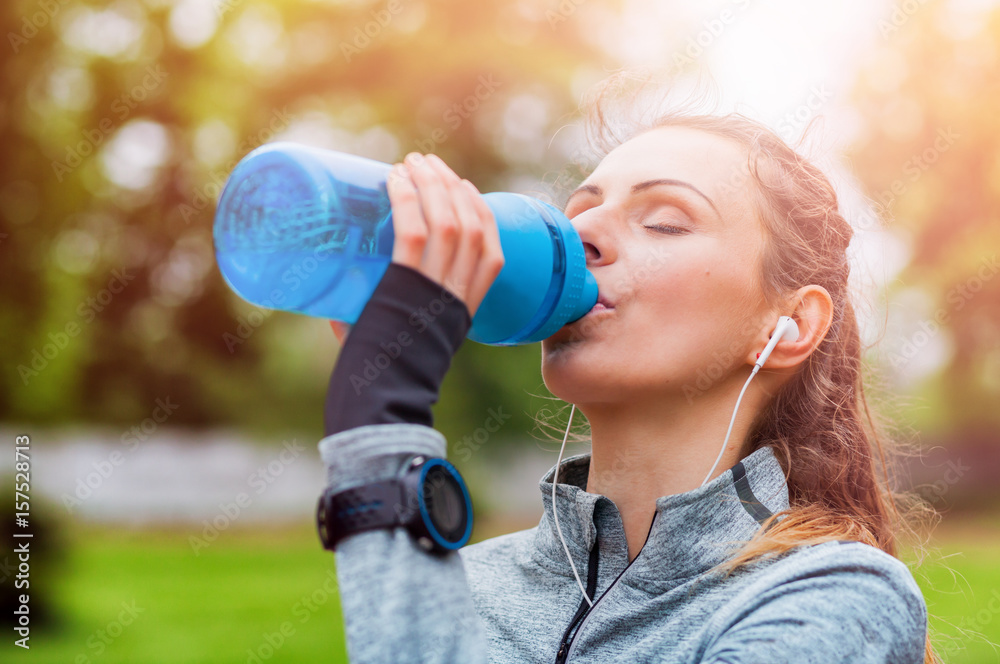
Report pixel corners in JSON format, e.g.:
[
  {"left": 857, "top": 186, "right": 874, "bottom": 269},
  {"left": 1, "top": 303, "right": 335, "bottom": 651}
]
[
  {"left": 564, "top": 289, "right": 615, "bottom": 328},
  {"left": 556, "top": 292, "right": 614, "bottom": 333},
  {"left": 586, "top": 294, "right": 615, "bottom": 316}
]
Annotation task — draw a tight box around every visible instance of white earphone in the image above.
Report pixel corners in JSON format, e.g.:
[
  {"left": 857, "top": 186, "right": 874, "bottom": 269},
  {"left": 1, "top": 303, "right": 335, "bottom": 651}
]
[
  {"left": 751, "top": 315, "right": 800, "bottom": 377},
  {"left": 551, "top": 315, "right": 799, "bottom": 607}
]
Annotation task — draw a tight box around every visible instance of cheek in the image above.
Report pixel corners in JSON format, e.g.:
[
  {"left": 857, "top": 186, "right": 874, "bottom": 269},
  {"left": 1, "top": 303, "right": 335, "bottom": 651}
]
[
  {"left": 655, "top": 242, "right": 757, "bottom": 312},
  {"left": 624, "top": 252, "right": 756, "bottom": 359},
  {"left": 631, "top": 255, "right": 721, "bottom": 322},
  {"left": 542, "top": 240, "right": 760, "bottom": 376}
]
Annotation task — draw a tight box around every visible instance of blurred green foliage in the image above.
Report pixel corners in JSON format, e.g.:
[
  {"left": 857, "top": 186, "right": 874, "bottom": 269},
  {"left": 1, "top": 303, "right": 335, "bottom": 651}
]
[
  {"left": 848, "top": 2, "right": 1000, "bottom": 438},
  {"left": 0, "top": 0, "right": 997, "bottom": 453},
  {"left": 0, "top": 0, "right": 625, "bottom": 446}
]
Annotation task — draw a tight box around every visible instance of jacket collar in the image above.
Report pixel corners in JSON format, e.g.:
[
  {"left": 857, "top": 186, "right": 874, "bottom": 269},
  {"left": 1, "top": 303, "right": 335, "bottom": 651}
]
[{"left": 532, "top": 445, "right": 790, "bottom": 592}]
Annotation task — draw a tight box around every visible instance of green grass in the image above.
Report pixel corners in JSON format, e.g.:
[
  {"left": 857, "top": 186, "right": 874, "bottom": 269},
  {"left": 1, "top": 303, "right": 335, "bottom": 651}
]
[
  {"left": 910, "top": 524, "right": 1000, "bottom": 663},
  {"left": 16, "top": 517, "right": 1000, "bottom": 663},
  {"left": 24, "top": 519, "right": 349, "bottom": 663}
]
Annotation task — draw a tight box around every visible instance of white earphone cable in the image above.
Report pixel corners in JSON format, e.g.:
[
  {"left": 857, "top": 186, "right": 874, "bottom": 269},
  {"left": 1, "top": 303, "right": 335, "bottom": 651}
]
[
  {"left": 699, "top": 364, "right": 759, "bottom": 488},
  {"left": 554, "top": 317, "right": 793, "bottom": 607},
  {"left": 554, "top": 370, "right": 756, "bottom": 608},
  {"left": 701, "top": 316, "right": 796, "bottom": 487},
  {"left": 552, "top": 403, "right": 594, "bottom": 607}
]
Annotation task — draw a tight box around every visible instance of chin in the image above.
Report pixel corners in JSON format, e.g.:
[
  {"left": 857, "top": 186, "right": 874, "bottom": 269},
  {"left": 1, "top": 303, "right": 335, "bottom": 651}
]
[
  {"left": 541, "top": 349, "right": 616, "bottom": 404},
  {"left": 540, "top": 334, "right": 591, "bottom": 372}
]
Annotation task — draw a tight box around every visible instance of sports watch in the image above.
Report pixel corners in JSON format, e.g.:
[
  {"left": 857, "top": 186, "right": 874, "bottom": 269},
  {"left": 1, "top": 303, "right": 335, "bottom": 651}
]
[{"left": 316, "top": 454, "right": 473, "bottom": 555}]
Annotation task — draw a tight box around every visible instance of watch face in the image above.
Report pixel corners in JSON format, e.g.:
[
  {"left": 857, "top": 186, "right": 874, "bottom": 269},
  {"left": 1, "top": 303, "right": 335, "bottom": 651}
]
[{"left": 422, "top": 465, "right": 467, "bottom": 542}]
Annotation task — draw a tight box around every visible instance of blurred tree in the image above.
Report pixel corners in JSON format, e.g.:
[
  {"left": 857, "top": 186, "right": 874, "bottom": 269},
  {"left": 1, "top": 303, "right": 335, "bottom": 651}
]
[
  {"left": 17, "top": 0, "right": 995, "bottom": 459},
  {"left": 0, "top": 0, "right": 630, "bottom": 447},
  {"left": 848, "top": 0, "right": 1000, "bottom": 438}
]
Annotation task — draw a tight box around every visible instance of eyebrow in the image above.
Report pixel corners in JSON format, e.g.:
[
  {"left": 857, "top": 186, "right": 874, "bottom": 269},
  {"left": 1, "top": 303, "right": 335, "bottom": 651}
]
[{"left": 566, "top": 179, "right": 721, "bottom": 218}]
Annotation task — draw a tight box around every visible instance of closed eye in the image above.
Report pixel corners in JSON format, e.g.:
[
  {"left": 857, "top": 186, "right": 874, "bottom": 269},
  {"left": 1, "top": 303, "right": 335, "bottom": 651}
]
[{"left": 644, "top": 224, "right": 688, "bottom": 235}]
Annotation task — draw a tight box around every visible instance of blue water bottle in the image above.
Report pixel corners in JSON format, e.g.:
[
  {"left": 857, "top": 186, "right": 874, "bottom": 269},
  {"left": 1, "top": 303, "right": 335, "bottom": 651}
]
[{"left": 213, "top": 142, "right": 598, "bottom": 346}]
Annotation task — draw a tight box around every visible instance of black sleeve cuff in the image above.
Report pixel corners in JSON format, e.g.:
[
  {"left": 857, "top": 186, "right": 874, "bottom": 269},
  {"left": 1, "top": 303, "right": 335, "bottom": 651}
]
[{"left": 324, "top": 262, "right": 473, "bottom": 437}]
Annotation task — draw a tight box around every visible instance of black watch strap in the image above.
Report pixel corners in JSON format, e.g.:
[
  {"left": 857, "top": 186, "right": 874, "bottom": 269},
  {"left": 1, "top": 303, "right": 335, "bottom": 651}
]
[{"left": 317, "top": 479, "right": 410, "bottom": 551}]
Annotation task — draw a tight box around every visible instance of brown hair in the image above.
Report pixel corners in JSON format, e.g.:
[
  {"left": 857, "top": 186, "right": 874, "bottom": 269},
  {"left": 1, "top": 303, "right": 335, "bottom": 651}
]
[{"left": 537, "top": 71, "right": 938, "bottom": 663}]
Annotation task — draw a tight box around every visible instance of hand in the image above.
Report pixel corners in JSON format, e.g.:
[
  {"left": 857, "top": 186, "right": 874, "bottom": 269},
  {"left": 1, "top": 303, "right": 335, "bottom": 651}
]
[
  {"left": 386, "top": 152, "right": 505, "bottom": 319},
  {"left": 327, "top": 152, "right": 503, "bottom": 346}
]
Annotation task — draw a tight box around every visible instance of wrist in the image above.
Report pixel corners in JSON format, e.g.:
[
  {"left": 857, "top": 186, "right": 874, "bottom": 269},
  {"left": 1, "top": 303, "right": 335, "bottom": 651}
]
[
  {"left": 319, "top": 423, "right": 447, "bottom": 490},
  {"left": 324, "top": 262, "right": 472, "bottom": 436}
]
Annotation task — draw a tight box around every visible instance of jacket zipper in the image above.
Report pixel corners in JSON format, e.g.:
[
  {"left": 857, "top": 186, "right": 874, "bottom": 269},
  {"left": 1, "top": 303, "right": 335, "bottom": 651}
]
[
  {"left": 556, "top": 511, "right": 659, "bottom": 663},
  {"left": 554, "top": 539, "right": 600, "bottom": 664}
]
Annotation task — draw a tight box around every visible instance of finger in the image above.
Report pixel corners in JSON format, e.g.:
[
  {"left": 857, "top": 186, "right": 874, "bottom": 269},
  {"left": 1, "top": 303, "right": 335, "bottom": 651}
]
[
  {"left": 386, "top": 163, "right": 427, "bottom": 270},
  {"left": 424, "top": 155, "right": 479, "bottom": 305},
  {"left": 460, "top": 179, "right": 505, "bottom": 315},
  {"left": 404, "top": 152, "right": 459, "bottom": 284}
]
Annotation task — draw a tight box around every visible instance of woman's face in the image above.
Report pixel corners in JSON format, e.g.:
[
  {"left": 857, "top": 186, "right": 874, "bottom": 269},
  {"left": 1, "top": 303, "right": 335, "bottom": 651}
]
[{"left": 541, "top": 125, "right": 771, "bottom": 407}]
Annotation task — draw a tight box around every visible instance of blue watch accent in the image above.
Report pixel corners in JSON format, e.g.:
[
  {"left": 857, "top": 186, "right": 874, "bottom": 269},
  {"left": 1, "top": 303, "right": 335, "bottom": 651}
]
[
  {"left": 415, "top": 458, "right": 474, "bottom": 552},
  {"left": 316, "top": 455, "right": 473, "bottom": 554}
]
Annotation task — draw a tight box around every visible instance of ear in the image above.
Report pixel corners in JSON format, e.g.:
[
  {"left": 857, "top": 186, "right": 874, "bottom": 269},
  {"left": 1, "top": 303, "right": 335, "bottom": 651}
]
[{"left": 756, "top": 285, "right": 834, "bottom": 370}]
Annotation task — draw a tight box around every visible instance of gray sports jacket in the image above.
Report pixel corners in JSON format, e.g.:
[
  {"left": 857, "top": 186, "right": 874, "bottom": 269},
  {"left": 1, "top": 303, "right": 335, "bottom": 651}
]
[{"left": 319, "top": 422, "right": 927, "bottom": 663}]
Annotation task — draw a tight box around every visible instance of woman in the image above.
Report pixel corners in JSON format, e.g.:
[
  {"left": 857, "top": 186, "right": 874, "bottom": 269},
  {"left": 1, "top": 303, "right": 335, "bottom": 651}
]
[{"left": 318, "top": 86, "right": 933, "bottom": 663}]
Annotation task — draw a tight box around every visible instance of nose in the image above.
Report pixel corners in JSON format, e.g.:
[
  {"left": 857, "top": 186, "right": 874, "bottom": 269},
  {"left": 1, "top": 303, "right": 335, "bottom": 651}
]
[{"left": 569, "top": 207, "right": 616, "bottom": 267}]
